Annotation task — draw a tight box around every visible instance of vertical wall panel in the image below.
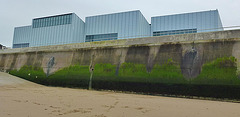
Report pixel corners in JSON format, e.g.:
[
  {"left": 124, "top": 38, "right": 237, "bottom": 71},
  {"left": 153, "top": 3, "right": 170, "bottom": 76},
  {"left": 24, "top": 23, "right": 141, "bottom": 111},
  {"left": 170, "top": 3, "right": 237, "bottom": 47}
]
[
  {"left": 13, "top": 13, "right": 85, "bottom": 48},
  {"left": 85, "top": 10, "right": 150, "bottom": 41},
  {"left": 13, "top": 10, "right": 224, "bottom": 48},
  {"left": 151, "top": 10, "right": 223, "bottom": 35},
  {"left": 12, "top": 26, "right": 32, "bottom": 48}
]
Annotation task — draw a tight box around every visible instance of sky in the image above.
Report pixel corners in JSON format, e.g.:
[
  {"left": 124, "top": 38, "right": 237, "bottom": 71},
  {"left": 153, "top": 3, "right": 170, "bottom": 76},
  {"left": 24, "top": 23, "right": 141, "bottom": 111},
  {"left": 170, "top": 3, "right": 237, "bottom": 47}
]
[{"left": 0, "top": 0, "right": 240, "bottom": 47}]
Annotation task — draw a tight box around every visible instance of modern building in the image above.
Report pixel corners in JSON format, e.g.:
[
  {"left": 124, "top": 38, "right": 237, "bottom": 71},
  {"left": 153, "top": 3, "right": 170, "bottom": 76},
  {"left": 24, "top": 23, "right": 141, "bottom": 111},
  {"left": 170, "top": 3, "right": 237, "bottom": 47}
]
[
  {"left": 13, "top": 13, "right": 85, "bottom": 48},
  {"left": 151, "top": 10, "right": 223, "bottom": 36},
  {"left": 85, "top": 10, "right": 150, "bottom": 42},
  {"left": 13, "top": 10, "right": 223, "bottom": 48}
]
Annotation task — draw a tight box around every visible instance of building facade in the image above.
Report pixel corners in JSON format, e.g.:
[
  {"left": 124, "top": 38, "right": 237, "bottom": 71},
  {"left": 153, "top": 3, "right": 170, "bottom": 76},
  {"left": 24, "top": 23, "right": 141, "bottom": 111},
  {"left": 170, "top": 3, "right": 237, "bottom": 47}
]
[
  {"left": 85, "top": 10, "right": 150, "bottom": 42},
  {"left": 151, "top": 10, "right": 223, "bottom": 36},
  {"left": 13, "top": 13, "right": 85, "bottom": 48},
  {"left": 13, "top": 10, "right": 223, "bottom": 48}
]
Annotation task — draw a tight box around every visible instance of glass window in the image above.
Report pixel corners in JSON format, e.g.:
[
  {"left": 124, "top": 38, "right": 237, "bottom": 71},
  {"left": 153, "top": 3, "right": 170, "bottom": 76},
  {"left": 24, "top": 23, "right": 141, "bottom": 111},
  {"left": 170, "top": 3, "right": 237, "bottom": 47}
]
[
  {"left": 33, "top": 14, "right": 73, "bottom": 28},
  {"left": 153, "top": 28, "right": 197, "bottom": 36},
  {"left": 13, "top": 43, "right": 29, "bottom": 48},
  {"left": 40, "top": 19, "right": 43, "bottom": 27},
  {"left": 43, "top": 18, "right": 46, "bottom": 27},
  {"left": 60, "top": 16, "right": 64, "bottom": 25},
  {"left": 36, "top": 20, "right": 39, "bottom": 27},
  {"left": 64, "top": 15, "right": 68, "bottom": 24},
  {"left": 86, "top": 33, "right": 118, "bottom": 42},
  {"left": 69, "top": 15, "right": 72, "bottom": 24},
  {"left": 56, "top": 16, "right": 60, "bottom": 25},
  {"left": 52, "top": 17, "right": 56, "bottom": 26},
  {"left": 39, "top": 19, "right": 42, "bottom": 27},
  {"left": 45, "top": 18, "right": 49, "bottom": 26},
  {"left": 32, "top": 20, "right": 36, "bottom": 28}
]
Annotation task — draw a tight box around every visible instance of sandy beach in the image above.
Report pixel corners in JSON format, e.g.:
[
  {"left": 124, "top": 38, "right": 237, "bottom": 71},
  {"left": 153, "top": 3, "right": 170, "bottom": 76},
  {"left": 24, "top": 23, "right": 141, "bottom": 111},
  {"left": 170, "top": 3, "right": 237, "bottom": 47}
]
[{"left": 0, "top": 72, "right": 240, "bottom": 117}]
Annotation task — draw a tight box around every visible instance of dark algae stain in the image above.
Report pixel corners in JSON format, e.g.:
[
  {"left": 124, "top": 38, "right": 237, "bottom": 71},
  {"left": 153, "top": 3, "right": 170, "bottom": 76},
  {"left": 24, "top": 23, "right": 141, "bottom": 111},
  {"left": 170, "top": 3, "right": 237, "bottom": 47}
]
[
  {"left": 46, "top": 57, "right": 55, "bottom": 77},
  {"left": 9, "top": 54, "right": 18, "bottom": 70},
  {"left": 125, "top": 45, "right": 150, "bottom": 64},
  {"left": 0, "top": 54, "right": 7, "bottom": 70},
  {"left": 181, "top": 45, "right": 203, "bottom": 79},
  {"left": 26, "top": 52, "right": 36, "bottom": 66}
]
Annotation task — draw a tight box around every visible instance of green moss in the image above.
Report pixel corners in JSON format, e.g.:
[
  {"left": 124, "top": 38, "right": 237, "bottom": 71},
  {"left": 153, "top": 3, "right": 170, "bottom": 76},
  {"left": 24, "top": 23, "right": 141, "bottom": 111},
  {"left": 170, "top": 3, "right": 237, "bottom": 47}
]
[
  {"left": 49, "top": 65, "right": 90, "bottom": 79},
  {"left": 118, "top": 59, "right": 186, "bottom": 84},
  {"left": 8, "top": 57, "right": 240, "bottom": 99},
  {"left": 9, "top": 60, "right": 187, "bottom": 86},
  {"left": 93, "top": 63, "right": 117, "bottom": 78},
  {"left": 10, "top": 57, "right": 240, "bottom": 86},
  {"left": 192, "top": 56, "right": 239, "bottom": 85},
  {"left": 47, "top": 65, "right": 90, "bottom": 88},
  {"left": 9, "top": 65, "right": 46, "bottom": 83},
  {"left": 149, "top": 64, "right": 186, "bottom": 84},
  {"left": 119, "top": 63, "right": 148, "bottom": 77}
]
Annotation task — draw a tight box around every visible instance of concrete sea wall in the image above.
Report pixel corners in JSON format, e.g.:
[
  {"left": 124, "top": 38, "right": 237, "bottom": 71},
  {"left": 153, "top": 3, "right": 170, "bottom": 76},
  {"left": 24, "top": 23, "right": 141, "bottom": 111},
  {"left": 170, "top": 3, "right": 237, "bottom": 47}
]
[{"left": 1, "top": 30, "right": 240, "bottom": 99}]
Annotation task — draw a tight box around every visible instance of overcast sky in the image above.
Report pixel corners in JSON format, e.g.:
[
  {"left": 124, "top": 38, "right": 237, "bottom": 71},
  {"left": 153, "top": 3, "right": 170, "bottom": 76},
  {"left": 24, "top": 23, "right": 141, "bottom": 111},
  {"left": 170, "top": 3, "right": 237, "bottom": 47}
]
[{"left": 1, "top": 0, "right": 240, "bottom": 47}]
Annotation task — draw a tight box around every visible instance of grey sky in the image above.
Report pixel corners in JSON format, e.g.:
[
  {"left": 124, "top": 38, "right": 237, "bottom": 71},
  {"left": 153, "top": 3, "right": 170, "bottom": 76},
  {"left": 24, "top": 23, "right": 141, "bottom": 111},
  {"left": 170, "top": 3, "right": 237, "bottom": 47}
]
[{"left": 1, "top": 0, "right": 240, "bottom": 47}]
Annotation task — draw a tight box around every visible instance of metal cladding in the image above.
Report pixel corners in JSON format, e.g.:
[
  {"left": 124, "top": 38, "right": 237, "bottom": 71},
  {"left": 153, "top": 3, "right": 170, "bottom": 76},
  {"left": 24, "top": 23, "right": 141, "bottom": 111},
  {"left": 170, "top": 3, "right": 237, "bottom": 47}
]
[
  {"left": 151, "top": 10, "right": 223, "bottom": 36},
  {"left": 13, "top": 13, "right": 85, "bottom": 48},
  {"left": 13, "top": 10, "right": 223, "bottom": 48},
  {"left": 85, "top": 10, "right": 150, "bottom": 42}
]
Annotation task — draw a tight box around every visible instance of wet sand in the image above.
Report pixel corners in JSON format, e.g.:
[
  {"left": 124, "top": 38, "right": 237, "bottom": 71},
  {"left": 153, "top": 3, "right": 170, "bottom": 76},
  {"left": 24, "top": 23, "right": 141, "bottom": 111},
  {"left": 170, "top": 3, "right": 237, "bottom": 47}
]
[{"left": 0, "top": 72, "right": 240, "bottom": 117}]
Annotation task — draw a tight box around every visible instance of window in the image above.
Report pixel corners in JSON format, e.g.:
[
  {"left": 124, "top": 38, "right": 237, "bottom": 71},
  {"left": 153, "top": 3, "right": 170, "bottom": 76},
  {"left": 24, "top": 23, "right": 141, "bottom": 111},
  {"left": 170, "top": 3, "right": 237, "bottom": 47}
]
[
  {"left": 153, "top": 28, "right": 197, "bottom": 36},
  {"left": 86, "top": 33, "right": 118, "bottom": 42},
  {"left": 56, "top": 16, "right": 60, "bottom": 25},
  {"left": 52, "top": 16, "right": 56, "bottom": 26},
  {"left": 13, "top": 43, "right": 29, "bottom": 48},
  {"left": 32, "top": 13, "right": 72, "bottom": 28}
]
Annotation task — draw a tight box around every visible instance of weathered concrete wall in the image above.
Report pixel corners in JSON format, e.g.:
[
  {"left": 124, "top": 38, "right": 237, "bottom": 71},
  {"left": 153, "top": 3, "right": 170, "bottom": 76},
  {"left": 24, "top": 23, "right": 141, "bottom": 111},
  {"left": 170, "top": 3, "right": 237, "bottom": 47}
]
[{"left": 1, "top": 29, "right": 240, "bottom": 83}]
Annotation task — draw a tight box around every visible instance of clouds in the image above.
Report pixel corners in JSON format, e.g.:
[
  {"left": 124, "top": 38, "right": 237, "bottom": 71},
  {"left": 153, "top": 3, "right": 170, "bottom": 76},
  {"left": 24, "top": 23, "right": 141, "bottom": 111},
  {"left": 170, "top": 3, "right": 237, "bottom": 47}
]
[{"left": 0, "top": 0, "right": 240, "bottom": 47}]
